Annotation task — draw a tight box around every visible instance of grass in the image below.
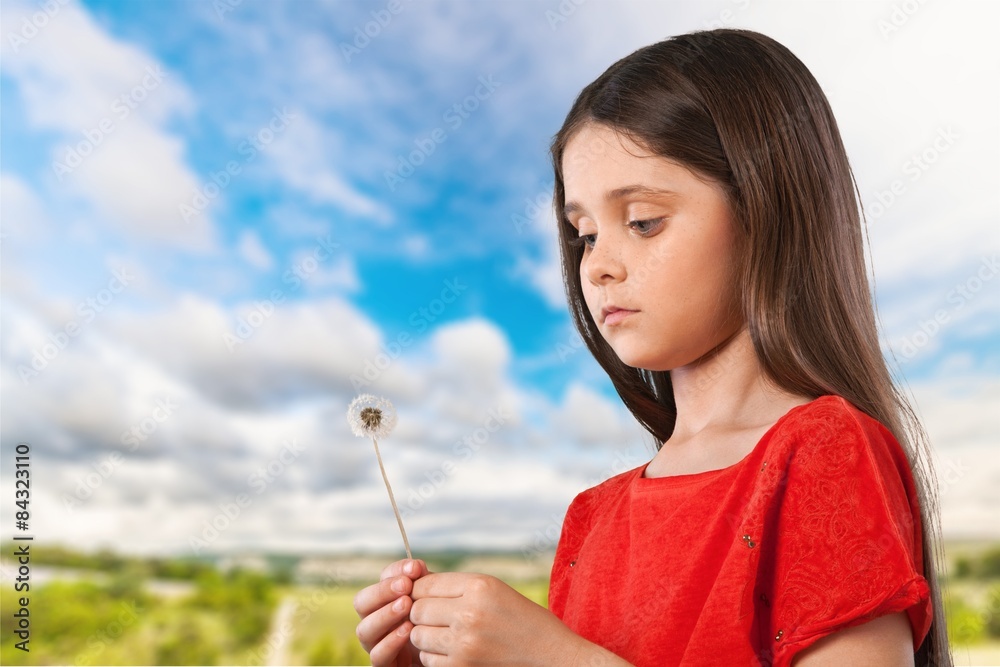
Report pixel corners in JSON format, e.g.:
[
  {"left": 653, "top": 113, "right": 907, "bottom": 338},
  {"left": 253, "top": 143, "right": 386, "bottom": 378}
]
[{"left": 0, "top": 571, "right": 278, "bottom": 666}]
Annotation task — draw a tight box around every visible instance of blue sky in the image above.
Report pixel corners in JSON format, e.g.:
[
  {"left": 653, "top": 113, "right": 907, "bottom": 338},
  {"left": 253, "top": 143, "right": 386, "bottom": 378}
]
[{"left": 1, "top": 0, "right": 997, "bottom": 556}]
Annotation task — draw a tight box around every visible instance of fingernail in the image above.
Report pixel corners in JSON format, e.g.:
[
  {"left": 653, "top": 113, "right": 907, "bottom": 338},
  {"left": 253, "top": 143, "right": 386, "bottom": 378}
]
[
  {"left": 393, "top": 597, "right": 405, "bottom": 612},
  {"left": 391, "top": 577, "right": 405, "bottom": 593},
  {"left": 404, "top": 561, "right": 414, "bottom": 575}
]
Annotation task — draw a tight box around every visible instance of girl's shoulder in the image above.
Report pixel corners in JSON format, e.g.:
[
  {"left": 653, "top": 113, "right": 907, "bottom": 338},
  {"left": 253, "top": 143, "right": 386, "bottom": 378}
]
[
  {"left": 768, "top": 394, "right": 909, "bottom": 471},
  {"left": 562, "top": 461, "right": 643, "bottom": 527},
  {"left": 781, "top": 393, "right": 882, "bottom": 428},
  {"left": 751, "top": 395, "right": 932, "bottom": 659}
]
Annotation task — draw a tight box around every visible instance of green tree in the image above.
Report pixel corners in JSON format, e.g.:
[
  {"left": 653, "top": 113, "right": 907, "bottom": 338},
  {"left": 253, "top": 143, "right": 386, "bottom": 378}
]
[
  {"left": 185, "top": 568, "right": 277, "bottom": 648},
  {"left": 985, "top": 585, "right": 1000, "bottom": 639},
  {"left": 946, "top": 593, "right": 985, "bottom": 645},
  {"left": 979, "top": 548, "right": 1000, "bottom": 578},
  {"left": 154, "top": 617, "right": 221, "bottom": 665}
]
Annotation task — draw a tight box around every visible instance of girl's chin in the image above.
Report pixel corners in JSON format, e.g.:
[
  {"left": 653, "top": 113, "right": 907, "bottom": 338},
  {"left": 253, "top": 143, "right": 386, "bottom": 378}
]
[{"left": 610, "top": 346, "right": 676, "bottom": 373}]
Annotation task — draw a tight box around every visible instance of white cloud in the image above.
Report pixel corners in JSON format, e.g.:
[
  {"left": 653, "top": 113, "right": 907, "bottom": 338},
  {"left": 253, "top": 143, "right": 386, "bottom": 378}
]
[
  {"left": 553, "top": 383, "right": 643, "bottom": 447},
  {"left": 908, "top": 376, "right": 1000, "bottom": 540},
  {"left": 103, "top": 293, "right": 396, "bottom": 406},
  {"left": 0, "top": 292, "right": 607, "bottom": 554},
  {"left": 302, "top": 255, "right": 361, "bottom": 292},
  {"left": 63, "top": 123, "right": 214, "bottom": 250},
  {"left": 511, "top": 193, "right": 567, "bottom": 309},
  {"left": 432, "top": 318, "right": 511, "bottom": 381},
  {"left": 0, "top": 173, "right": 50, "bottom": 240},
  {"left": 0, "top": 0, "right": 214, "bottom": 251},
  {"left": 265, "top": 110, "right": 394, "bottom": 223},
  {"left": 0, "top": 1, "right": 195, "bottom": 132},
  {"left": 237, "top": 229, "right": 275, "bottom": 271},
  {"left": 402, "top": 234, "right": 430, "bottom": 260}
]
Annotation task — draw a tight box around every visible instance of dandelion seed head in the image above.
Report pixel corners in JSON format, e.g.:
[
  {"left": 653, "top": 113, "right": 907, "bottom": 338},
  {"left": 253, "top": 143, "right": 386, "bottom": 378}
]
[{"left": 347, "top": 394, "right": 397, "bottom": 439}]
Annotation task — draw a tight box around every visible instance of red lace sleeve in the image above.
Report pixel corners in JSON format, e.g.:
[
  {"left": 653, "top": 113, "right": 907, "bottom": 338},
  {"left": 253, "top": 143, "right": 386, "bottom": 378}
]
[{"left": 763, "top": 398, "right": 932, "bottom": 666}]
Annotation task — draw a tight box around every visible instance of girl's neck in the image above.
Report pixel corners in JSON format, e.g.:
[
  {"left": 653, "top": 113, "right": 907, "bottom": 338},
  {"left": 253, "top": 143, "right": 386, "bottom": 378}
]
[{"left": 667, "top": 328, "right": 809, "bottom": 442}]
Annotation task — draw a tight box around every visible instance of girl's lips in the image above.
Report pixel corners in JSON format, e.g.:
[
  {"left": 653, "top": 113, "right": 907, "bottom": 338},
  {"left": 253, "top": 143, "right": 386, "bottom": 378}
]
[{"left": 603, "top": 308, "right": 639, "bottom": 326}]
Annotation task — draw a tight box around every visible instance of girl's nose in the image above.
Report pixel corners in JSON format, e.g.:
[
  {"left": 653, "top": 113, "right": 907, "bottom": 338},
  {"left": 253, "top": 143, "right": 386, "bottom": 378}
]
[{"left": 583, "top": 236, "right": 625, "bottom": 286}]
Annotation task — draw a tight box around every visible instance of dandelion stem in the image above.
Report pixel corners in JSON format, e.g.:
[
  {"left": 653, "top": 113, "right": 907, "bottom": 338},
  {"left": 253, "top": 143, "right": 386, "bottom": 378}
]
[{"left": 371, "top": 437, "right": 412, "bottom": 559}]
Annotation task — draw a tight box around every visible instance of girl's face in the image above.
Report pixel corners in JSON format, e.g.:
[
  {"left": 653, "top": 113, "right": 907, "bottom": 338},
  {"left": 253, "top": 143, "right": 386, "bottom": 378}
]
[{"left": 561, "top": 123, "right": 743, "bottom": 372}]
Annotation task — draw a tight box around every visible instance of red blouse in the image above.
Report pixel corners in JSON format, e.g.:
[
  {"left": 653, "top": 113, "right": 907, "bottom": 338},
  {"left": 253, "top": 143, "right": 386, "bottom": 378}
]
[{"left": 548, "top": 395, "right": 932, "bottom": 666}]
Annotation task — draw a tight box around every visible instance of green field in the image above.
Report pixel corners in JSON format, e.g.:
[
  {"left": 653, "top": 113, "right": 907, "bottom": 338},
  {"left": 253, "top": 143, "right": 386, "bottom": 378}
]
[
  {"left": 1, "top": 542, "right": 997, "bottom": 666},
  {"left": 0, "top": 567, "right": 549, "bottom": 666}
]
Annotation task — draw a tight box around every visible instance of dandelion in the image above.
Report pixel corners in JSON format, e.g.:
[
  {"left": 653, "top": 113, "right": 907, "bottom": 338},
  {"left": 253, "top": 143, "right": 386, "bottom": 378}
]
[{"left": 347, "top": 394, "right": 411, "bottom": 559}]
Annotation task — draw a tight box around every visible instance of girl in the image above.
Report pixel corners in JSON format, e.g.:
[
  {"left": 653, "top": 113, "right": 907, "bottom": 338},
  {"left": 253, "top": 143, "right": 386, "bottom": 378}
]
[{"left": 354, "top": 28, "right": 951, "bottom": 667}]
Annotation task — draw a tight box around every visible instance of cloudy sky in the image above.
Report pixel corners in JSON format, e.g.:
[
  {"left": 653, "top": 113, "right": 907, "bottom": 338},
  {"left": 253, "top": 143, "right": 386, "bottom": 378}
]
[{"left": 1, "top": 0, "right": 997, "bottom": 558}]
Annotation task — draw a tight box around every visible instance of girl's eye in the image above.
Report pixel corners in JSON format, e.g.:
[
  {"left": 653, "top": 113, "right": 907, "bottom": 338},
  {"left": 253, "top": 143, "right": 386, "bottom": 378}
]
[
  {"left": 628, "top": 217, "right": 666, "bottom": 235},
  {"left": 568, "top": 234, "right": 596, "bottom": 249}
]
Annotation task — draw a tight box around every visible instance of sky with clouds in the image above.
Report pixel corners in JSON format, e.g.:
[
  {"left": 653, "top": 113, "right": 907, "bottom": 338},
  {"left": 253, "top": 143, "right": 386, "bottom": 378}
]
[{"left": 1, "top": 0, "right": 997, "bottom": 558}]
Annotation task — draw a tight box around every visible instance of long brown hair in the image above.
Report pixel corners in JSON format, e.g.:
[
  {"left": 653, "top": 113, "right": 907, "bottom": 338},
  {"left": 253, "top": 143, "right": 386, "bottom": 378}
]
[{"left": 549, "top": 28, "right": 950, "bottom": 666}]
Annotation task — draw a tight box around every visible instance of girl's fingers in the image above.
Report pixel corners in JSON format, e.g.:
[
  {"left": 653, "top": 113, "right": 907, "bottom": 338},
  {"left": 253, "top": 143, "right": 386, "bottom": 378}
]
[
  {"left": 356, "top": 594, "right": 413, "bottom": 652},
  {"left": 380, "top": 558, "right": 428, "bottom": 581},
  {"left": 354, "top": 559, "right": 432, "bottom": 663},
  {"left": 409, "top": 623, "right": 454, "bottom": 656},
  {"left": 354, "top": 574, "right": 413, "bottom": 620},
  {"left": 411, "top": 572, "right": 481, "bottom": 599},
  {"left": 409, "top": 596, "right": 456, "bottom": 627},
  {"left": 369, "top": 619, "right": 415, "bottom": 667}
]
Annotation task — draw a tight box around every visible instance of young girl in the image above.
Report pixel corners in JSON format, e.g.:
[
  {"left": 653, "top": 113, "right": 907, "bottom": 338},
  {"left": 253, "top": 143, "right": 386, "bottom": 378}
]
[{"left": 353, "top": 28, "right": 951, "bottom": 667}]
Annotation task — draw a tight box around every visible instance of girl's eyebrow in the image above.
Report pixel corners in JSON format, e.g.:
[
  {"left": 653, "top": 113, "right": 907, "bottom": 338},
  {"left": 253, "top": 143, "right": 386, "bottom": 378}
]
[{"left": 563, "top": 184, "right": 680, "bottom": 218}]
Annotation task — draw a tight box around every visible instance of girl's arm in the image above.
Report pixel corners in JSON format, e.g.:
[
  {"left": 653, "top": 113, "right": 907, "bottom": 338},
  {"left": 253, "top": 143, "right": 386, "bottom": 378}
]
[
  {"left": 409, "top": 572, "right": 633, "bottom": 667},
  {"left": 791, "top": 612, "right": 915, "bottom": 667}
]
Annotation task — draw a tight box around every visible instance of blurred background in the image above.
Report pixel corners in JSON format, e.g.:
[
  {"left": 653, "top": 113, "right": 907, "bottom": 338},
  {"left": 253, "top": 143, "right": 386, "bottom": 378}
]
[{"left": 1, "top": 0, "right": 997, "bottom": 664}]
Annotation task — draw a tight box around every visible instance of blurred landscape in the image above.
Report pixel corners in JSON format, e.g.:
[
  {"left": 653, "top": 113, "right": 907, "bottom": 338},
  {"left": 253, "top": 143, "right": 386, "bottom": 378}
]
[
  {"left": 2, "top": 540, "right": 999, "bottom": 666},
  {"left": 0, "top": 543, "right": 551, "bottom": 666}
]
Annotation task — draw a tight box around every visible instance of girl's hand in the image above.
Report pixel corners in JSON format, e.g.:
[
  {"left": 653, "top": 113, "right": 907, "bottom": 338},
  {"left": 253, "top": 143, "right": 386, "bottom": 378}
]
[
  {"left": 354, "top": 558, "right": 430, "bottom": 667},
  {"left": 409, "top": 572, "right": 624, "bottom": 667}
]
